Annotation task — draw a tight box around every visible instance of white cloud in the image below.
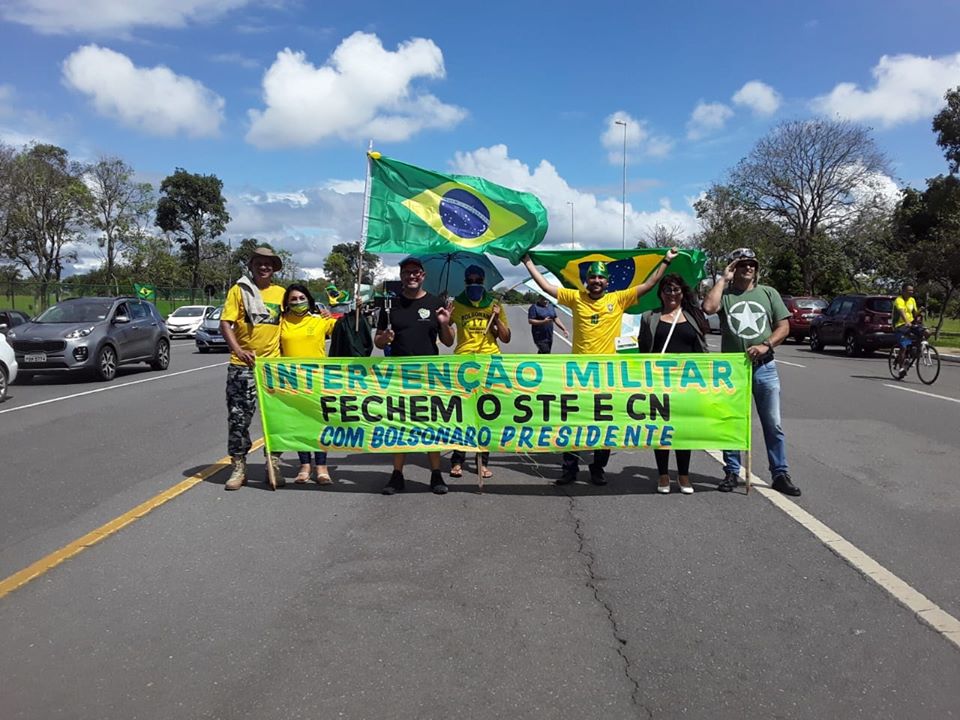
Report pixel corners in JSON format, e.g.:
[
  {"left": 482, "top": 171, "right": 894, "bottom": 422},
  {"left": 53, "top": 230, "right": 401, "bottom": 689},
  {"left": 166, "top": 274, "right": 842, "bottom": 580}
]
[
  {"left": 210, "top": 52, "right": 260, "bottom": 70},
  {"left": 451, "top": 144, "right": 698, "bottom": 256},
  {"left": 246, "top": 32, "right": 466, "bottom": 148},
  {"left": 732, "top": 80, "right": 781, "bottom": 116},
  {"left": 812, "top": 53, "right": 960, "bottom": 127},
  {"left": 0, "top": 0, "right": 253, "bottom": 35},
  {"left": 62, "top": 45, "right": 225, "bottom": 137},
  {"left": 686, "top": 101, "right": 734, "bottom": 140},
  {"left": 0, "top": 84, "right": 14, "bottom": 115},
  {"left": 600, "top": 111, "right": 673, "bottom": 164}
]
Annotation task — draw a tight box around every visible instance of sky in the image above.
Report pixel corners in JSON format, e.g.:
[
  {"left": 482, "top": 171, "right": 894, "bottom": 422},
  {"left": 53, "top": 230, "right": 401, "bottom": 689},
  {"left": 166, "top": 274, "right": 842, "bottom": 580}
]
[{"left": 1, "top": 0, "right": 959, "bottom": 285}]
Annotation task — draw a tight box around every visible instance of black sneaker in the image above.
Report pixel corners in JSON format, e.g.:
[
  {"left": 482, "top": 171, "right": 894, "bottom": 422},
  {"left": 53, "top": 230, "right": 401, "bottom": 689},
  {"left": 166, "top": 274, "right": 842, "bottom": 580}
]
[
  {"left": 430, "top": 471, "right": 449, "bottom": 495},
  {"left": 771, "top": 473, "right": 801, "bottom": 497},
  {"left": 588, "top": 464, "right": 607, "bottom": 486},
  {"left": 556, "top": 472, "right": 577, "bottom": 485},
  {"left": 382, "top": 470, "right": 405, "bottom": 495},
  {"left": 718, "top": 472, "right": 738, "bottom": 492}
]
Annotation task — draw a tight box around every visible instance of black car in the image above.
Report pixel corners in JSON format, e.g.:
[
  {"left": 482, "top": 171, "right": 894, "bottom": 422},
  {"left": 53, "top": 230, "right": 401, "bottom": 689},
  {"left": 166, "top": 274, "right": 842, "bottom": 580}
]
[
  {"left": 809, "top": 294, "right": 895, "bottom": 356},
  {"left": 6, "top": 297, "right": 171, "bottom": 381},
  {"left": 0, "top": 309, "right": 31, "bottom": 335}
]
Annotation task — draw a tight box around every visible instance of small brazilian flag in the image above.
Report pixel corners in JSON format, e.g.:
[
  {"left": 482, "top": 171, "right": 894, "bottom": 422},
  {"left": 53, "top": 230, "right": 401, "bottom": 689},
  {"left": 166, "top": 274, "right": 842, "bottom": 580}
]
[
  {"left": 364, "top": 153, "right": 548, "bottom": 264},
  {"left": 529, "top": 248, "right": 707, "bottom": 315},
  {"left": 133, "top": 283, "right": 156, "bottom": 302}
]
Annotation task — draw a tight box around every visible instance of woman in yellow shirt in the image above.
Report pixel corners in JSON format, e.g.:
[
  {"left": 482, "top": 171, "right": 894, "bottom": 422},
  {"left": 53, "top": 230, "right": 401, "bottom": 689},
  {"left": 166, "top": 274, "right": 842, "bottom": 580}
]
[{"left": 280, "top": 284, "right": 338, "bottom": 484}]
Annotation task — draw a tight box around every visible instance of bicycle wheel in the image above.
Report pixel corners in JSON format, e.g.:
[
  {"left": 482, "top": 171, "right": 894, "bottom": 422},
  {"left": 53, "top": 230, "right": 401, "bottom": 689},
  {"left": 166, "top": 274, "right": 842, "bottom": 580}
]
[
  {"left": 887, "top": 346, "right": 908, "bottom": 380},
  {"left": 916, "top": 344, "right": 941, "bottom": 385}
]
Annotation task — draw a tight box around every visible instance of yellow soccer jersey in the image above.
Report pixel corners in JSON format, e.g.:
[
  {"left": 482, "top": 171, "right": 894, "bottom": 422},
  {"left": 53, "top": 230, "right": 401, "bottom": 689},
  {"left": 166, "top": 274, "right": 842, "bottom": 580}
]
[
  {"left": 557, "top": 287, "right": 634, "bottom": 355},
  {"left": 450, "top": 300, "right": 509, "bottom": 355},
  {"left": 221, "top": 283, "right": 285, "bottom": 365},
  {"left": 893, "top": 295, "right": 917, "bottom": 328},
  {"left": 280, "top": 313, "right": 337, "bottom": 358}
]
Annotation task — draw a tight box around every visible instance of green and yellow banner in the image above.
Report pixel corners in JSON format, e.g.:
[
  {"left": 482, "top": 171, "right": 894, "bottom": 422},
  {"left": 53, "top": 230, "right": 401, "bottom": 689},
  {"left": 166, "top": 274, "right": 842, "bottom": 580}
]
[{"left": 256, "top": 354, "right": 751, "bottom": 454}]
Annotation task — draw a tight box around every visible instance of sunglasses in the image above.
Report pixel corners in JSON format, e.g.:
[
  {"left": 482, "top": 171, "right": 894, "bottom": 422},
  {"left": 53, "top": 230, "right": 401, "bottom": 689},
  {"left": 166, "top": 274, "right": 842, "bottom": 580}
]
[
  {"left": 400, "top": 268, "right": 424, "bottom": 276},
  {"left": 661, "top": 286, "right": 683, "bottom": 294},
  {"left": 728, "top": 247, "right": 756, "bottom": 261}
]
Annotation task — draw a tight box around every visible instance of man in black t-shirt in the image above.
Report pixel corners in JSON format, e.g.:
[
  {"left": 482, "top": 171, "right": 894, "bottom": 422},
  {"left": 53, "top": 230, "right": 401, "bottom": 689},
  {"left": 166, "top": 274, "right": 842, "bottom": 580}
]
[
  {"left": 527, "top": 297, "right": 569, "bottom": 353},
  {"left": 374, "top": 256, "right": 455, "bottom": 495}
]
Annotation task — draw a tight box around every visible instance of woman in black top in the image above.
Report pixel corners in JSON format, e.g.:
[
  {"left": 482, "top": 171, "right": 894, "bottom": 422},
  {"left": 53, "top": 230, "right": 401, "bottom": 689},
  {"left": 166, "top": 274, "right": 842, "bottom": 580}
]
[{"left": 637, "top": 274, "right": 709, "bottom": 495}]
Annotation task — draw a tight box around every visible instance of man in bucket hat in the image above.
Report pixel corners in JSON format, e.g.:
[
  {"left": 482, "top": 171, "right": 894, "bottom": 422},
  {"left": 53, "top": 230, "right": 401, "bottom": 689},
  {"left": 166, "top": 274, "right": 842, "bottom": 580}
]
[
  {"left": 702, "top": 247, "right": 799, "bottom": 496},
  {"left": 220, "top": 246, "right": 285, "bottom": 490},
  {"left": 522, "top": 248, "right": 678, "bottom": 485}
]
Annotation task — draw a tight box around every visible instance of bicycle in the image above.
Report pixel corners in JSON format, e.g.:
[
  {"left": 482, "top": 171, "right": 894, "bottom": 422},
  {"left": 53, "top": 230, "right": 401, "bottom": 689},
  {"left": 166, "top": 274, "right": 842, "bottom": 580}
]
[{"left": 888, "top": 326, "right": 941, "bottom": 385}]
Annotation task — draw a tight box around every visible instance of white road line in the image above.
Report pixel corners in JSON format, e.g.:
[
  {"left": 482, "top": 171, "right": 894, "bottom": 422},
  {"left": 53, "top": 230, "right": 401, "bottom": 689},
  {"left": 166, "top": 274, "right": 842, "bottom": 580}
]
[
  {"left": 0, "top": 362, "right": 228, "bottom": 415},
  {"left": 704, "top": 450, "right": 960, "bottom": 651},
  {"left": 775, "top": 359, "right": 806, "bottom": 368},
  {"left": 883, "top": 383, "right": 960, "bottom": 404},
  {"left": 554, "top": 330, "right": 572, "bottom": 347}
]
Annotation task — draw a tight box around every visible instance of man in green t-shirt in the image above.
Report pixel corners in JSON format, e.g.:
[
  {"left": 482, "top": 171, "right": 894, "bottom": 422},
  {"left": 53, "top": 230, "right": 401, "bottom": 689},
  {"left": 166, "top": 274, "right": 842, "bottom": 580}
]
[{"left": 703, "top": 248, "right": 799, "bottom": 496}]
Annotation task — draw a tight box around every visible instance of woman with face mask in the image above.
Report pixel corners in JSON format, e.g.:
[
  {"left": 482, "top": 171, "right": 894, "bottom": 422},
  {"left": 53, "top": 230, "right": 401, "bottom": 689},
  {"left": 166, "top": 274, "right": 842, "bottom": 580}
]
[
  {"left": 280, "top": 283, "right": 338, "bottom": 484},
  {"left": 448, "top": 264, "right": 511, "bottom": 480}
]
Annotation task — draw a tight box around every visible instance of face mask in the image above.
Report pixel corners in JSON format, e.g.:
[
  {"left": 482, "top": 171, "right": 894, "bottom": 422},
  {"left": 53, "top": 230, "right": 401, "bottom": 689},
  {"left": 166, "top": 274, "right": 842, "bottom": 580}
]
[
  {"left": 465, "top": 284, "right": 485, "bottom": 302},
  {"left": 289, "top": 301, "right": 310, "bottom": 315}
]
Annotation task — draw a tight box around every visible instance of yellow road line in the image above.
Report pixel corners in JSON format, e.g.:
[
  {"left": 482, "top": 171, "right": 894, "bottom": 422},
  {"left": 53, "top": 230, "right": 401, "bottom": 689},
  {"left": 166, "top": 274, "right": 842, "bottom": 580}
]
[
  {"left": 704, "top": 450, "right": 960, "bottom": 651},
  {"left": 0, "top": 438, "right": 264, "bottom": 600}
]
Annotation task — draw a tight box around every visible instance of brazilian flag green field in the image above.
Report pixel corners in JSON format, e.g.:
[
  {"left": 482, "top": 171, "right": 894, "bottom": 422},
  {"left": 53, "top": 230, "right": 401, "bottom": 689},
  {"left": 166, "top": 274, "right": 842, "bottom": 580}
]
[{"left": 363, "top": 153, "right": 548, "bottom": 264}]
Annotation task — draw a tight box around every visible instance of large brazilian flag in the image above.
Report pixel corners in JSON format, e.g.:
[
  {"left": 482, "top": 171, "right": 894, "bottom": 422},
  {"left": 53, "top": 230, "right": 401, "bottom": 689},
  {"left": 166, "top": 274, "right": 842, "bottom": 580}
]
[
  {"left": 364, "top": 153, "right": 548, "bottom": 264},
  {"left": 529, "top": 248, "right": 707, "bottom": 315}
]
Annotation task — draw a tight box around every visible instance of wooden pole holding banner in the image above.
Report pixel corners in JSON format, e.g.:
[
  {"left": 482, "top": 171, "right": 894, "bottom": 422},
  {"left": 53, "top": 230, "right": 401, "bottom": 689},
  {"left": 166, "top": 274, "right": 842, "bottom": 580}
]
[
  {"left": 356, "top": 140, "right": 374, "bottom": 331},
  {"left": 264, "top": 451, "right": 278, "bottom": 491},
  {"left": 745, "top": 448, "right": 752, "bottom": 494}
]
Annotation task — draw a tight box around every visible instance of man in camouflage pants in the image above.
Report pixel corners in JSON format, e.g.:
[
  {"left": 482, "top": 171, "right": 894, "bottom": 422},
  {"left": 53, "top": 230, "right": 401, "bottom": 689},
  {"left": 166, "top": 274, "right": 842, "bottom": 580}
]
[{"left": 220, "top": 247, "right": 287, "bottom": 490}]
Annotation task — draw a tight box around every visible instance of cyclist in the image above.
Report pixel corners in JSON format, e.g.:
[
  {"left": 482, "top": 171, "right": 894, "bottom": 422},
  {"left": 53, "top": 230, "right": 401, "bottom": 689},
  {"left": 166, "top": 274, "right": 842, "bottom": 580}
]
[{"left": 892, "top": 283, "right": 924, "bottom": 371}]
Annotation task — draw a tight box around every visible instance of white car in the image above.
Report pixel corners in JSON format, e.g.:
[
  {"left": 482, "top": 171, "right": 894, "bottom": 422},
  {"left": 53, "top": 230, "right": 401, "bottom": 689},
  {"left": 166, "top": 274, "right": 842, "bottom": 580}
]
[
  {"left": 0, "top": 332, "right": 18, "bottom": 402},
  {"left": 166, "top": 305, "right": 215, "bottom": 338}
]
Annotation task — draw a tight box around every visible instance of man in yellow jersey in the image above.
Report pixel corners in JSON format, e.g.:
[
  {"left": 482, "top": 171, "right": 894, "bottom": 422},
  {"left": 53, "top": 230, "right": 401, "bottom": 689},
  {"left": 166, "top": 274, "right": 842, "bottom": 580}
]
[
  {"left": 448, "top": 264, "right": 511, "bottom": 479},
  {"left": 892, "top": 282, "right": 922, "bottom": 370},
  {"left": 220, "top": 247, "right": 286, "bottom": 490},
  {"left": 521, "top": 248, "right": 678, "bottom": 484}
]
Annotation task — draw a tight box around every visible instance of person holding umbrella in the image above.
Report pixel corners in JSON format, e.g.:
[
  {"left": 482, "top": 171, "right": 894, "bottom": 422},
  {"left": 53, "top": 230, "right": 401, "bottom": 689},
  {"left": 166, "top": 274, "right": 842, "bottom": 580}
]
[
  {"left": 374, "top": 256, "right": 455, "bottom": 495},
  {"left": 448, "top": 263, "right": 511, "bottom": 480}
]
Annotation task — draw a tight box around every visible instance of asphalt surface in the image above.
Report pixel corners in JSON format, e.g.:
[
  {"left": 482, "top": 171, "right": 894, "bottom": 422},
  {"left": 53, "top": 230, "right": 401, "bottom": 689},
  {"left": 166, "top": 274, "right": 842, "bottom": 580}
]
[{"left": 1, "top": 308, "right": 959, "bottom": 719}]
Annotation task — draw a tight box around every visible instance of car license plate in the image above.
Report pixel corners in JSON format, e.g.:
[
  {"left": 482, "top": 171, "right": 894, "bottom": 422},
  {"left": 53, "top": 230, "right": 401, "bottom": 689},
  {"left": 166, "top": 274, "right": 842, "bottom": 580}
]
[{"left": 24, "top": 352, "right": 47, "bottom": 363}]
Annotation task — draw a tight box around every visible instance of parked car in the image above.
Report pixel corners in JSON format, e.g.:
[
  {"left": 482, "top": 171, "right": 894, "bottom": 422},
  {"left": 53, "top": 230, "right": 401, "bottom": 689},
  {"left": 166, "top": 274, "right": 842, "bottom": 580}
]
[
  {"left": 0, "top": 309, "right": 31, "bottom": 335},
  {"left": 195, "top": 306, "right": 228, "bottom": 353},
  {"left": 0, "top": 332, "right": 17, "bottom": 402},
  {"left": 782, "top": 296, "right": 827, "bottom": 343},
  {"left": 6, "top": 297, "right": 171, "bottom": 381},
  {"left": 808, "top": 294, "right": 895, "bottom": 356},
  {"left": 166, "top": 305, "right": 215, "bottom": 337}
]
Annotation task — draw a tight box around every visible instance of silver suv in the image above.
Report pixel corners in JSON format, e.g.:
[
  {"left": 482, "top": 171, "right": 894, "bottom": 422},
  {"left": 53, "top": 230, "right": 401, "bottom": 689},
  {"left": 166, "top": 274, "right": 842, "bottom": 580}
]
[{"left": 7, "top": 297, "right": 171, "bottom": 382}]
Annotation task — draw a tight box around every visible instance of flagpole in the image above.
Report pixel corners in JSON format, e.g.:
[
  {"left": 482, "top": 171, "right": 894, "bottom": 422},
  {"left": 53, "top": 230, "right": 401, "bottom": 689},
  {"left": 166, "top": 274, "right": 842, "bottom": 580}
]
[{"left": 356, "top": 140, "right": 374, "bottom": 331}]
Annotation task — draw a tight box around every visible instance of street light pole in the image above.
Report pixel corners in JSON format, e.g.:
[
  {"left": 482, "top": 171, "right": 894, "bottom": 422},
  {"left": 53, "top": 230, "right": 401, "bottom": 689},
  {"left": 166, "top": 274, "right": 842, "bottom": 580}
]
[
  {"left": 566, "top": 201, "right": 574, "bottom": 249},
  {"left": 614, "top": 119, "right": 627, "bottom": 249}
]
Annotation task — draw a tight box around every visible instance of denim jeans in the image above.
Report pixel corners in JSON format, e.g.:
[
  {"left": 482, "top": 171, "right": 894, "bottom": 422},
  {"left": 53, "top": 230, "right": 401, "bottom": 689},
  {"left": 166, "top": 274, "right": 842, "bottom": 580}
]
[
  {"left": 723, "top": 360, "right": 787, "bottom": 478},
  {"left": 298, "top": 451, "right": 327, "bottom": 465}
]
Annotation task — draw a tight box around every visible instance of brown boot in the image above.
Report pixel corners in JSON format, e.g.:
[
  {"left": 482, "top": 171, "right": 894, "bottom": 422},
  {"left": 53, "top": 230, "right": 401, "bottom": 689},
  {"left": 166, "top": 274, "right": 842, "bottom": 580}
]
[{"left": 225, "top": 455, "right": 247, "bottom": 490}]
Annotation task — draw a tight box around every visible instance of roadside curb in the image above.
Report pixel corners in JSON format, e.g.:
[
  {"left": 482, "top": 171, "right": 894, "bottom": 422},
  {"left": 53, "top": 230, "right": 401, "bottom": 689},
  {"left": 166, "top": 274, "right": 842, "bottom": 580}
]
[{"left": 939, "top": 351, "right": 960, "bottom": 364}]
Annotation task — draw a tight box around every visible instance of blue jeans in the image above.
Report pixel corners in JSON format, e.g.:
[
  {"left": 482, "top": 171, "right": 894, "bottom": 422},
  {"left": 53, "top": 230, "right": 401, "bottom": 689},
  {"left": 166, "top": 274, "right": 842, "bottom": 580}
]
[
  {"left": 298, "top": 451, "right": 327, "bottom": 465},
  {"left": 723, "top": 361, "right": 787, "bottom": 478}
]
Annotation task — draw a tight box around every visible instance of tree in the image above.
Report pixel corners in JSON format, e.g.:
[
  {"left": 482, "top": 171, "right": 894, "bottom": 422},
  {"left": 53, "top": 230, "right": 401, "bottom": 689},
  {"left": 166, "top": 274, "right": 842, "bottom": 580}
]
[
  {"left": 85, "top": 157, "right": 154, "bottom": 287},
  {"left": 0, "top": 144, "right": 92, "bottom": 306},
  {"left": 155, "top": 168, "right": 230, "bottom": 294},
  {"left": 729, "top": 119, "right": 890, "bottom": 293},
  {"left": 637, "top": 223, "right": 686, "bottom": 249},
  {"left": 893, "top": 176, "right": 960, "bottom": 337},
  {"left": 933, "top": 86, "right": 960, "bottom": 175},
  {"left": 323, "top": 242, "right": 380, "bottom": 292}
]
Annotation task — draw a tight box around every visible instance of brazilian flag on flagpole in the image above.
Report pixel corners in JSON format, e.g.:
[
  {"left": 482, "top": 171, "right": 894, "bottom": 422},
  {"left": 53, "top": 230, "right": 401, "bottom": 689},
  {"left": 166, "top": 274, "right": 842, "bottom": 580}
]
[
  {"left": 529, "top": 247, "right": 708, "bottom": 315},
  {"left": 133, "top": 283, "right": 157, "bottom": 302},
  {"left": 363, "top": 153, "right": 548, "bottom": 264}
]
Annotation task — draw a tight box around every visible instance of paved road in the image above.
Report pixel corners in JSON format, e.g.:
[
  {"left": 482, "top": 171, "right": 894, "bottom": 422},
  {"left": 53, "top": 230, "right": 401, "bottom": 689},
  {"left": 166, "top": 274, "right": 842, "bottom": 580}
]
[{"left": 1, "top": 309, "right": 958, "bottom": 719}]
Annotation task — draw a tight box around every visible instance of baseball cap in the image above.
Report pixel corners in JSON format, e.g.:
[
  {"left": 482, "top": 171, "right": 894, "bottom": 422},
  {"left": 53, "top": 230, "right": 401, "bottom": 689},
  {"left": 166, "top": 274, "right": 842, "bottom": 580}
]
[
  {"left": 399, "top": 256, "right": 424, "bottom": 270},
  {"left": 586, "top": 261, "right": 609, "bottom": 279}
]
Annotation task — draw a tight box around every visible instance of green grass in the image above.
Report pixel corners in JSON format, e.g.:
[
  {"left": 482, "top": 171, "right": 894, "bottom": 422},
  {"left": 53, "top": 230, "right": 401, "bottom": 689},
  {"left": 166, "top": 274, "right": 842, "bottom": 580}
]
[{"left": 2, "top": 293, "right": 223, "bottom": 319}]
